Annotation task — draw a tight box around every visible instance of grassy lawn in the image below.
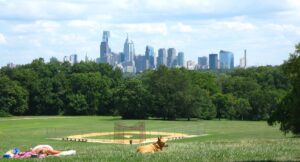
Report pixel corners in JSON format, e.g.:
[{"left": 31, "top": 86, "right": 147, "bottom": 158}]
[{"left": 0, "top": 116, "right": 299, "bottom": 162}]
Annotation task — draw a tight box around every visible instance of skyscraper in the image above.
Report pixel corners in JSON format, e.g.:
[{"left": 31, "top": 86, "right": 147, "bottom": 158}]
[
  {"left": 100, "top": 42, "right": 109, "bottom": 61},
  {"left": 120, "top": 52, "right": 125, "bottom": 62},
  {"left": 167, "top": 48, "right": 176, "bottom": 67},
  {"left": 209, "top": 53, "right": 218, "bottom": 70},
  {"left": 186, "top": 60, "right": 196, "bottom": 70},
  {"left": 50, "top": 57, "right": 58, "bottom": 62},
  {"left": 145, "top": 45, "right": 156, "bottom": 69},
  {"left": 100, "top": 31, "right": 111, "bottom": 63},
  {"left": 198, "top": 56, "right": 208, "bottom": 69},
  {"left": 219, "top": 50, "right": 234, "bottom": 69},
  {"left": 69, "top": 54, "right": 78, "bottom": 65},
  {"left": 110, "top": 52, "right": 121, "bottom": 66},
  {"left": 123, "top": 34, "right": 135, "bottom": 62},
  {"left": 177, "top": 52, "right": 185, "bottom": 67},
  {"left": 102, "top": 31, "right": 110, "bottom": 43},
  {"left": 135, "top": 55, "right": 147, "bottom": 73},
  {"left": 157, "top": 48, "right": 167, "bottom": 67},
  {"left": 239, "top": 49, "right": 247, "bottom": 69}
]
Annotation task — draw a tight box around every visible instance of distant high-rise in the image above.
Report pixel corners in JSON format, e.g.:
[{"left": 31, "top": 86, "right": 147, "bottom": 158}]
[
  {"left": 100, "top": 42, "right": 110, "bottom": 61},
  {"left": 209, "top": 53, "right": 218, "bottom": 70},
  {"left": 121, "top": 61, "right": 136, "bottom": 73},
  {"left": 70, "top": 54, "right": 78, "bottom": 65},
  {"left": 186, "top": 60, "right": 196, "bottom": 70},
  {"left": 167, "top": 48, "right": 177, "bottom": 67},
  {"left": 145, "top": 46, "right": 156, "bottom": 69},
  {"left": 110, "top": 52, "right": 120, "bottom": 66},
  {"left": 123, "top": 34, "right": 135, "bottom": 62},
  {"left": 157, "top": 48, "right": 167, "bottom": 67},
  {"left": 50, "top": 57, "right": 58, "bottom": 62},
  {"left": 135, "top": 55, "right": 147, "bottom": 73},
  {"left": 63, "top": 56, "right": 69, "bottom": 62},
  {"left": 244, "top": 49, "right": 247, "bottom": 68},
  {"left": 7, "top": 62, "right": 16, "bottom": 69},
  {"left": 120, "top": 52, "right": 125, "bottom": 62},
  {"left": 239, "top": 49, "right": 247, "bottom": 69},
  {"left": 198, "top": 56, "right": 208, "bottom": 69},
  {"left": 100, "top": 31, "right": 111, "bottom": 63},
  {"left": 177, "top": 52, "right": 185, "bottom": 67},
  {"left": 102, "top": 31, "right": 110, "bottom": 43},
  {"left": 219, "top": 50, "right": 234, "bottom": 69}
]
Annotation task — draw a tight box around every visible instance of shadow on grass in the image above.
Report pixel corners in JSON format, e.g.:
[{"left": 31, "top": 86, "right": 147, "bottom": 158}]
[
  {"left": 289, "top": 135, "right": 300, "bottom": 138},
  {"left": 236, "top": 160, "right": 297, "bottom": 162},
  {"left": 98, "top": 116, "right": 122, "bottom": 121},
  {"left": 148, "top": 118, "right": 200, "bottom": 121}
]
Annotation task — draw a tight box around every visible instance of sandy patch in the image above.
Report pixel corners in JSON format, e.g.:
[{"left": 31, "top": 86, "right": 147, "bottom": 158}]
[{"left": 51, "top": 131, "right": 208, "bottom": 144}]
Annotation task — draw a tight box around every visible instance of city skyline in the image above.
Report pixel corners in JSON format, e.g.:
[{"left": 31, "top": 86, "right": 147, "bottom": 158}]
[{"left": 1, "top": 0, "right": 300, "bottom": 67}]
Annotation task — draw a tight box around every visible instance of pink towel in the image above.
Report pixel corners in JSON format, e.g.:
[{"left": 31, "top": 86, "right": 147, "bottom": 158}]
[{"left": 14, "top": 152, "right": 45, "bottom": 159}]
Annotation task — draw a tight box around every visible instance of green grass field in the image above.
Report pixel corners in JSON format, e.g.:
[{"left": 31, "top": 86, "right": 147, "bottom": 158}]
[{"left": 0, "top": 116, "right": 299, "bottom": 162}]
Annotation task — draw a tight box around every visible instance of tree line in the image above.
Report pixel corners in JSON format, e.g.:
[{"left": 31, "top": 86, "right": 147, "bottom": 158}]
[
  {"left": 0, "top": 58, "right": 289, "bottom": 120},
  {"left": 0, "top": 44, "right": 299, "bottom": 135}
]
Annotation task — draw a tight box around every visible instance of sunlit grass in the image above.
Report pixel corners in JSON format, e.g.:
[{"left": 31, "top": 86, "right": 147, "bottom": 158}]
[{"left": 0, "top": 116, "right": 299, "bottom": 161}]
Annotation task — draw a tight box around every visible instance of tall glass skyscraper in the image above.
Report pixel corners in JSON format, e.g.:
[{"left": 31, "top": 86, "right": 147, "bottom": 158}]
[
  {"left": 123, "top": 34, "right": 135, "bottom": 62},
  {"left": 145, "top": 45, "right": 156, "bottom": 69},
  {"left": 198, "top": 56, "right": 208, "bottom": 68},
  {"left": 102, "top": 31, "right": 110, "bottom": 43},
  {"left": 177, "top": 52, "right": 185, "bottom": 67},
  {"left": 157, "top": 48, "right": 167, "bottom": 67},
  {"left": 70, "top": 54, "right": 78, "bottom": 65},
  {"left": 209, "top": 54, "right": 218, "bottom": 70},
  {"left": 135, "top": 55, "right": 147, "bottom": 73},
  {"left": 219, "top": 50, "right": 234, "bottom": 69},
  {"left": 167, "top": 48, "right": 176, "bottom": 67},
  {"left": 100, "top": 31, "right": 111, "bottom": 63}
]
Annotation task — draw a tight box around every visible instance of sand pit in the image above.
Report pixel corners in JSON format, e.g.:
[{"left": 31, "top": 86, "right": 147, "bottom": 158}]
[{"left": 51, "top": 131, "right": 205, "bottom": 144}]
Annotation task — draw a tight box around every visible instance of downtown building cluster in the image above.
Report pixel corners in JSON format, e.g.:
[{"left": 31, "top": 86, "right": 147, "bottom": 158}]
[
  {"left": 95, "top": 31, "right": 246, "bottom": 73},
  {"left": 197, "top": 50, "right": 247, "bottom": 70},
  {"left": 96, "top": 31, "right": 186, "bottom": 73},
  {"left": 5, "top": 30, "right": 247, "bottom": 71}
]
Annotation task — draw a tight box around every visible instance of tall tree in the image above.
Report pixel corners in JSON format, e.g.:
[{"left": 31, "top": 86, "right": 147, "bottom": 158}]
[
  {"left": 268, "top": 43, "right": 300, "bottom": 135},
  {"left": 0, "top": 75, "right": 28, "bottom": 115},
  {"left": 115, "top": 78, "right": 149, "bottom": 119}
]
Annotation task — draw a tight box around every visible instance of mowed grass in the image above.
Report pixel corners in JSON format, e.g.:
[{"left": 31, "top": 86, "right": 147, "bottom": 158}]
[{"left": 0, "top": 116, "right": 299, "bottom": 162}]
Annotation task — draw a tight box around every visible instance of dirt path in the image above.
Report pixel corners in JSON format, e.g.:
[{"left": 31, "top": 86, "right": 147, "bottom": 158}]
[{"left": 61, "top": 131, "right": 207, "bottom": 144}]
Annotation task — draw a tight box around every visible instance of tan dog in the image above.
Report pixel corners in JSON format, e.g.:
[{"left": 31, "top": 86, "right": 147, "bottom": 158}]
[{"left": 137, "top": 136, "right": 168, "bottom": 153}]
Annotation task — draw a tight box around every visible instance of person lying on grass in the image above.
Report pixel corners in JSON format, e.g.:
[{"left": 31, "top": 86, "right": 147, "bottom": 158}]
[
  {"left": 31, "top": 145, "right": 61, "bottom": 156},
  {"left": 9, "top": 145, "right": 75, "bottom": 158}
]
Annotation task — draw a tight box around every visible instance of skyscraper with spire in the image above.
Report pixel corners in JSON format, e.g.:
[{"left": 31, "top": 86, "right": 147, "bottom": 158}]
[
  {"left": 122, "top": 34, "right": 136, "bottom": 73},
  {"left": 123, "top": 34, "right": 135, "bottom": 62}
]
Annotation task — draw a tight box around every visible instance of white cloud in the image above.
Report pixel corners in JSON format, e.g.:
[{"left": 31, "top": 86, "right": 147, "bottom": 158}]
[
  {"left": 0, "top": 33, "right": 6, "bottom": 44},
  {"left": 118, "top": 23, "right": 168, "bottom": 35},
  {"left": 286, "top": 0, "right": 300, "bottom": 8},
  {"left": 67, "top": 20, "right": 99, "bottom": 29},
  {"left": 265, "top": 23, "right": 300, "bottom": 36},
  {"left": 0, "top": 0, "right": 299, "bottom": 67},
  {"left": 144, "top": 0, "right": 223, "bottom": 13},
  {"left": 12, "top": 20, "right": 60, "bottom": 33},
  {"left": 61, "top": 34, "right": 87, "bottom": 43},
  {"left": 266, "top": 23, "right": 296, "bottom": 31},
  {"left": 213, "top": 21, "right": 257, "bottom": 31},
  {"left": 172, "top": 22, "right": 194, "bottom": 33},
  {"left": 0, "top": 1, "right": 86, "bottom": 20}
]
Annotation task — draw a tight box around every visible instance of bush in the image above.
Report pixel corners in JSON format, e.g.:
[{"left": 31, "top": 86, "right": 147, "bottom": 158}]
[{"left": 0, "top": 110, "right": 11, "bottom": 117}]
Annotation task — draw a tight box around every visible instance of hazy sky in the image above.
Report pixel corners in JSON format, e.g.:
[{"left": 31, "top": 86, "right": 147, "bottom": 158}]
[{"left": 0, "top": 0, "right": 300, "bottom": 67}]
